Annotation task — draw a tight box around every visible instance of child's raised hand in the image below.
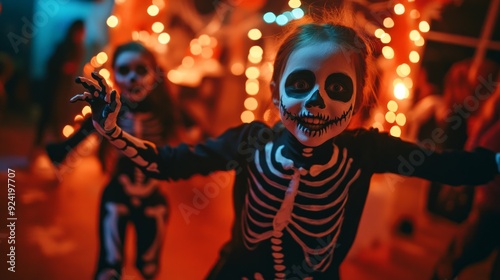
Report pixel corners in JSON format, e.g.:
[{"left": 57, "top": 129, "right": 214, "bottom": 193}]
[{"left": 70, "top": 72, "right": 121, "bottom": 136}]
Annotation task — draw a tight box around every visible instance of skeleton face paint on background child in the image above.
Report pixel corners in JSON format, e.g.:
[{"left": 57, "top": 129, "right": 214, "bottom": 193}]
[
  {"left": 278, "top": 41, "right": 357, "bottom": 147},
  {"left": 113, "top": 51, "right": 156, "bottom": 103}
]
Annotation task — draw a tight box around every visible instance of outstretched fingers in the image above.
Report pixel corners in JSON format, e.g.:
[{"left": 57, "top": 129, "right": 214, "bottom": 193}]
[
  {"left": 75, "top": 76, "right": 102, "bottom": 94},
  {"left": 92, "top": 72, "right": 110, "bottom": 94},
  {"left": 70, "top": 92, "right": 93, "bottom": 103}
]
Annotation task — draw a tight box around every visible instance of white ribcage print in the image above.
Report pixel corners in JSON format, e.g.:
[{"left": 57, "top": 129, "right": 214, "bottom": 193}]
[{"left": 242, "top": 142, "right": 361, "bottom": 277}]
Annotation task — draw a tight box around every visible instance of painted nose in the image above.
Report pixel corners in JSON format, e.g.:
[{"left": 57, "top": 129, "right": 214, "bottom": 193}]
[
  {"left": 305, "top": 89, "right": 325, "bottom": 109},
  {"left": 129, "top": 72, "right": 138, "bottom": 83}
]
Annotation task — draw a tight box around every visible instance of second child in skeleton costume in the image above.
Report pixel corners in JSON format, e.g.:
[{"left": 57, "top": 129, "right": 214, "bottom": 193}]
[
  {"left": 71, "top": 14, "right": 500, "bottom": 280},
  {"left": 69, "top": 42, "right": 177, "bottom": 279}
]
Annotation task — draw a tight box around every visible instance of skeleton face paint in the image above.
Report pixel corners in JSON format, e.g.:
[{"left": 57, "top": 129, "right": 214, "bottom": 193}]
[
  {"left": 113, "top": 51, "right": 156, "bottom": 103},
  {"left": 279, "top": 42, "right": 357, "bottom": 147}
]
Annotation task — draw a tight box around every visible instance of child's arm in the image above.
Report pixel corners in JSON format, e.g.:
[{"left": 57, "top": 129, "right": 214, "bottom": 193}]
[
  {"left": 70, "top": 72, "right": 162, "bottom": 176},
  {"left": 70, "top": 72, "right": 264, "bottom": 180},
  {"left": 365, "top": 129, "right": 500, "bottom": 186}
]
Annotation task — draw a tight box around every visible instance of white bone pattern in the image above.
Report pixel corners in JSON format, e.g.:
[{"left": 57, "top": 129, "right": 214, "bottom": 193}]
[{"left": 242, "top": 141, "right": 361, "bottom": 279}]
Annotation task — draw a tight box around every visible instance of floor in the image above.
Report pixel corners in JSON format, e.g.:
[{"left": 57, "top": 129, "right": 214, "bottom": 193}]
[{"left": 0, "top": 111, "right": 496, "bottom": 280}]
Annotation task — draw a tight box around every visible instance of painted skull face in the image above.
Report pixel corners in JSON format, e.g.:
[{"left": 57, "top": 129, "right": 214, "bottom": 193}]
[
  {"left": 279, "top": 42, "right": 357, "bottom": 147},
  {"left": 113, "top": 51, "right": 156, "bottom": 103}
]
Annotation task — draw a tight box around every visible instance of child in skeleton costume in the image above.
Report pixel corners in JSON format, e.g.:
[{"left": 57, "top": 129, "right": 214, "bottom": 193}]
[
  {"left": 72, "top": 15, "right": 500, "bottom": 280},
  {"left": 66, "top": 42, "right": 177, "bottom": 280}
]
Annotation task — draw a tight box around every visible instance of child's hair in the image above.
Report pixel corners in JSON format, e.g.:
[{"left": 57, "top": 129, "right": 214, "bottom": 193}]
[{"left": 271, "top": 8, "right": 377, "bottom": 114}]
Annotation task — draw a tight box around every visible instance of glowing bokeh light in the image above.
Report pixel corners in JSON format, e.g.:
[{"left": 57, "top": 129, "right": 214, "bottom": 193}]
[
  {"left": 147, "top": 5, "right": 159, "bottom": 16},
  {"left": 410, "top": 9, "right": 420, "bottom": 19},
  {"left": 419, "top": 21, "right": 430, "bottom": 32},
  {"left": 403, "top": 77, "right": 413, "bottom": 89},
  {"left": 288, "top": 0, "right": 301, "bottom": 8},
  {"left": 409, "top": 51, "right": 420, "bottom": 63},
  {"left": 382, "top": 46, "right": 394, "bottom": 59},
  {"left": 152, "top": 22, "right": 164, "bottom": 33},
  {"left": 62, "top": 125, "right": 75, "bottom": 138},
  {"left": 82, "top": 106, "right": 91, "bottom": 116},
  {"left": 246, "top": 80, "right": 259, "bottom": 95},
  {"left": 248, "top": 54, "right": 262, "bottom": 64},
  {"left": 231, "top": 63, "right": 244, "bottom": 75},
  {"left": 292, "top": 8, "right": 304, "bottom": 19},
  {"left": 396, "top": 113, "right": 407, "bottom": 126},
  {"left": 390, "top": 125, "right": 401, "bottom": 137},
  {"left": 397, "top": 63, "right": 411, "bottom": 77},
  {"left": 244, "top": 97, "right": 258, "bottom": 110},
  {"left": 415, "top": 37, "right": 425, "bottom": 46},
  {"left": 394, "top": 82, "right": 409, "bottom": 99},
  {"left": 241, "top": 111, "right": 255, "bottom": 123},
  {"left": 385, "top": 111, "right": 396, "bottom": 123},
  {"left": 248, "top": 29, "right": 262, "bottom": 40},
  {"left": 245, "top": 67, "right": 260, "bottom": 79},
  {"left": 394, "top": 4, "right": 405, "bottom": 15},
  {"left": 387, "top": 100, "right": 398, "bottom": 112},
  {"left": 96, "top": 52, "right": 108, "bottom": 64},
  {"left": 409, "top": 30, "right": 421, "bottom": 41},
  {"left": 158, "top": 32, "right": 170, "bottom": 44},
  {"left": 380, "top": 33, "right": 391, "bottom": 44},
  {"left": 383, "top": 17, "right": 394, "bottom": 28},
  {"left": 249, "top": 46, "right": 263, "bottom": 58},
  {"left": 106, "top": 15, "right": 118, "bottom": 28},
  {"left": 276, "top": 14, "right": 288, "bottom": 26},
  {"left": 263, "top": 12, "right": 276, "bottom": 23},
  {"left": 99, "top": 68, "right": 110, "bottom": 79},
  {"left": 199, "top": 34, "right": 210, "bottom": 46},
  {"left": 374, "top": 28, "right": 385, "bottom": 38}
]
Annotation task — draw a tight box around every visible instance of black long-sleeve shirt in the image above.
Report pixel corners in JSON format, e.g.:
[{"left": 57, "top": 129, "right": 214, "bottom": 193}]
[{"left": 146, "top": 121, "right": 497, "bottom": 279}]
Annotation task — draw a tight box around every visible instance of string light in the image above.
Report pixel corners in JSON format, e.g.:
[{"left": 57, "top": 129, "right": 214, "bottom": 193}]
[
  {"left": 158, "top": 32, "right": 170, "bottom": 44},
  {"left": 383, "top": 17, "right": 395, "bottom": 28},
  {"left": 106, "top": 15, "right": 118, "bottom": 28},
  {"left": 419, "top": 21, "right": 430, "bottom": 32},
  {"left": 96, "top": 52, "right": 108, "bottom": 64},
  {"left": 245, "top": 67, "right": 260, "bottom": 79},
  {"left": 390, "top": 126, "right": 401, "bottom": 137},
  {"left": 409, "top": 51, "right": 420, "bottom": 63},
  {"left": 231, "top": 63, "right": 245, "bottom": 75},
  {"left": 385, "top": 111, "right": 396, "bottom": 123},
  {"left": 152, "top": 22, "right": 164, "bottom": 33},
  {"left": 263, "top": 12, "right": 276, "bottom": 23},
  {"left": 394, "top": 4, "right": 405, "bottom": 15},
  {"left": 62, "top": 125, "right": 75, "bottom": 138},
  {"left": 147, "top": 5, "right": 159, "bottom": 16},
  {"left": 288, "top": 0, "right": 301, "bottom": 8},
  {"left": 248, "top": 29, "right": 262, "bottom": 40},
  {"left": 244, "top": 97, "right": 258, "bottom": 110},
  {"left": 82, "top": 106, "right": 91, "bottom": 116},
  {"left": 246, "top": 79, "right": 259, "bottom": 95},
  {"left": 382, "top": 46, "right": 394, "bottom": 59},
  {"left": 396, "top": 113, "right": 406, "bottom": 126},
  {"left": 409, "top": 30, "right": 421, "bottom": 41},
  {"left": 380, "top": 33, "right": 391, "bottom": 44},
  {"left": 241, "top": 111, "right": 255, "bottom": 123},
  {"left": 387, "top": 100, "right": 398, "bottom": 112},
  {"left": 394, "top": 83, "right": 409, "bottom": 99},
  {"left": 396, "top": 63, "right": 411, "bottom": 77}
]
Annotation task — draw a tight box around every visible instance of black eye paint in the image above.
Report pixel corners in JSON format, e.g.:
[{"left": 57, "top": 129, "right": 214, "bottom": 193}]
[
  {"left": 116, "top": 64, "right": 149, "bottom": 76},
  {"left": 325, "top": 73, "right": 353, "bottom": 102},
  {"left": 117, "top": 66, "right": 130, "bottom": 75},
  {"left": 284, "top": 70, "right": 315, "bottom": 97}
]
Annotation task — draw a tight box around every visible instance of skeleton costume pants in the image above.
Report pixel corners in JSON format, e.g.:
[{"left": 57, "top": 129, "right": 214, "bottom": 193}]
[{"left": 95, "top": 167, "right": 168, "bottom": 280}]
